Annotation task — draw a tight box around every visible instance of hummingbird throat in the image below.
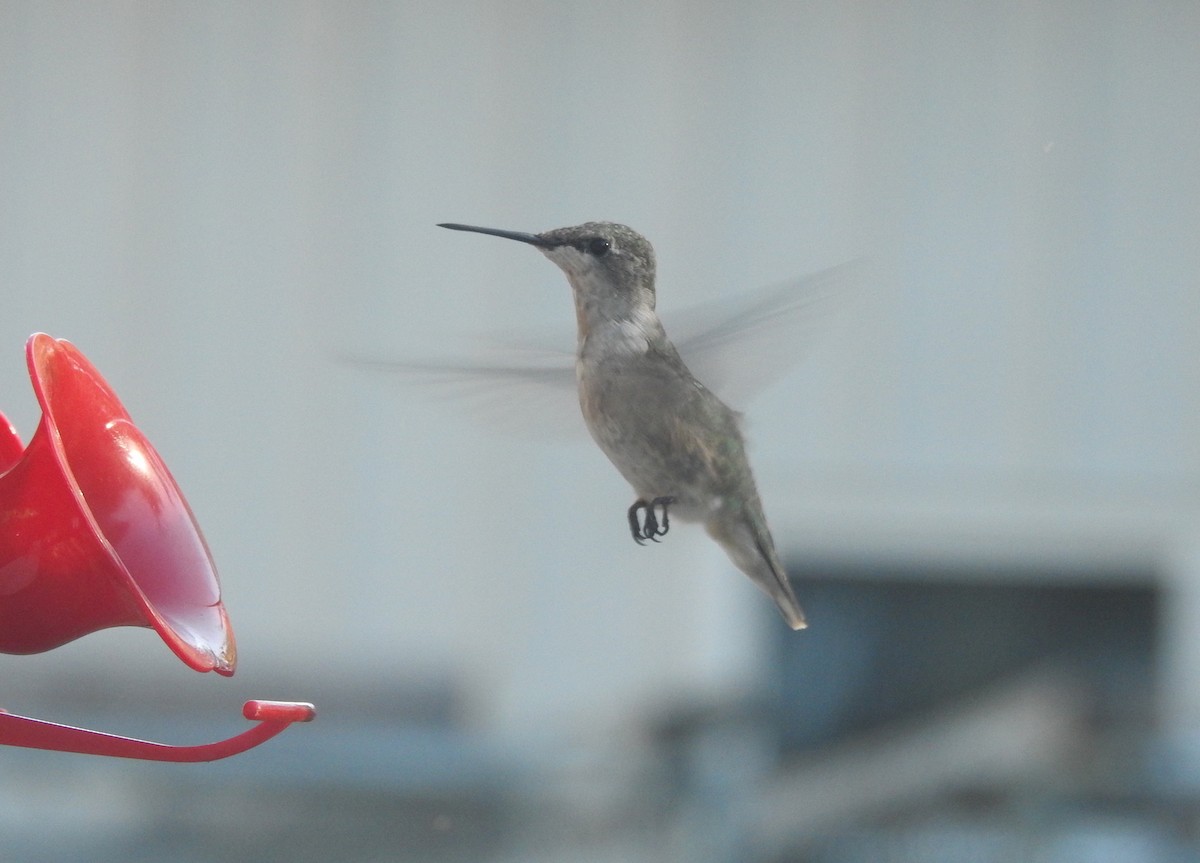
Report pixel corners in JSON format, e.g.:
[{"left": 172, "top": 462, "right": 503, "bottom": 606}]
[{"left": 575, "top": 302, "right": 660, "bottom": 359}]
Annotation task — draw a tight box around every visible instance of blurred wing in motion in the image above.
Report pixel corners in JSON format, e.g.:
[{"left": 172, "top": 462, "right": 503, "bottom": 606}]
[
  {"left": 670, "top": 259, "right": 868, "bottom": 408},
  {"left": 350, "top": 344, "right": 582, "bottom": 438},
  {"left": 354, "top": 259, "right": 867, "bottom": 434}
]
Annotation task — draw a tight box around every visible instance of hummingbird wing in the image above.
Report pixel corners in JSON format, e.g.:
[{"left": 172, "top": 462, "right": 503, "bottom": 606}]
[
  {"left": 350, "top": 260, "right": 865, "bottom": 435},
  {"left": 346, "top": 346, "right": 582, "bottom": 438},
  {"left": 668, "top": 259, "right": 867, "bottom": 409}
]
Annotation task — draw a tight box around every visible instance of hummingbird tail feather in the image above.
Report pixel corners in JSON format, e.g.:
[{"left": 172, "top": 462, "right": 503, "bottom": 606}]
[
  {"left": 752, "top": 536, "right": 807, "bottom": 630},
  {"left": 709, "top": 517, "right": 807, "bottom": 630}
]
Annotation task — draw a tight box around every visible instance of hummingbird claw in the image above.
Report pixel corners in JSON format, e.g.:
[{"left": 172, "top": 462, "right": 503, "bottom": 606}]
[
  {"left": 627, "top": 497, "right": 676, "bottom": 544},
  {"left": 651, "top": 496, "right": 674, "bottom": 537},
  {"left": 628, "top": 502, "right": 648, "bottom": 545}
]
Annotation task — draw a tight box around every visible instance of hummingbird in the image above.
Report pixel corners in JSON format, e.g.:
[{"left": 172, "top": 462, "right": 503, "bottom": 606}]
[{"left": 438, "top": 221, "right": 807, "bottom": 630}]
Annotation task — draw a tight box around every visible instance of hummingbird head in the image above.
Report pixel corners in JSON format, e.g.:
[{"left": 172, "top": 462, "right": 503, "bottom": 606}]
[
  {"left": 534, "top": 221, "right": 656, "bottom": 307},
  {"left": 439, "top": 221, "right": 658, "bottom": 325}
]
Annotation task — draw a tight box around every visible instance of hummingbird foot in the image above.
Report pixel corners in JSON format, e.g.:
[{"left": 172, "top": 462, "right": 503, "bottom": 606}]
[{"left": 628, "top": 496, "right": 676, "bottom": 545}]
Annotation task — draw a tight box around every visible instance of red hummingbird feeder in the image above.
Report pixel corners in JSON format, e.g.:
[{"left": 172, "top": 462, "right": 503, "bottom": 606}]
[{"left": 0, "top": 333, "right": 313, "bottom": 760}]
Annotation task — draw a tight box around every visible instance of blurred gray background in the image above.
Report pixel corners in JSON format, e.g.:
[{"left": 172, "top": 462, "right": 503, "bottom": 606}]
[{"left": 1, "top": 2, "right": 1198, "bottom": 861}]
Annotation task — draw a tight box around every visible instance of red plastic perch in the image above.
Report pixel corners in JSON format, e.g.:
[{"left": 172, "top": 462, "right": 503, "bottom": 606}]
[{"left": 0, "top": 700, "right": 315, "bottom": 762}]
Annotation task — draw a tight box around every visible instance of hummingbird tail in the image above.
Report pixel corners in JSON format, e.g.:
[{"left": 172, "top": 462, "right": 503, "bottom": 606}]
[
  {"left": 754, "top": 538, "right": 807, "bottom": 630},
  {"left": 708, "top": 517, "right": 807, "bottom": 630}
]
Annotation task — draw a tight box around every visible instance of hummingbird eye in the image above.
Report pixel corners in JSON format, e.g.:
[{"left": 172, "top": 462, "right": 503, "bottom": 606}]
[{"left": 585, "top": 237, "right": 611, "bottom": 256}]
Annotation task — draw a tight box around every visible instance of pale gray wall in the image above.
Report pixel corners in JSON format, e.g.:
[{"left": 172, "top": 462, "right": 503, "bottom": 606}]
[{"left": 1, "top": 1, "right": 1198, "bottom": 736}]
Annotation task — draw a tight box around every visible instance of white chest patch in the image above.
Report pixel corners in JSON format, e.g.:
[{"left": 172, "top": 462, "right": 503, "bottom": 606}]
[{"left": 580, "top": 307, "right": 657, "bottom": 360}]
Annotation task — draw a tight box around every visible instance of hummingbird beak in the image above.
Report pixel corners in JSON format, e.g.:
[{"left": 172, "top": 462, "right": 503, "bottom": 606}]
[{"left": 438, "top": 223, "right": 550, "bottom": 247}]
